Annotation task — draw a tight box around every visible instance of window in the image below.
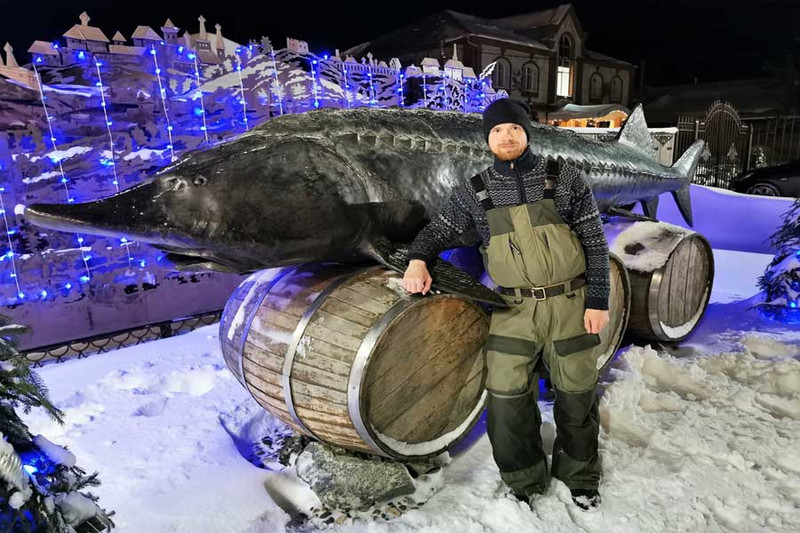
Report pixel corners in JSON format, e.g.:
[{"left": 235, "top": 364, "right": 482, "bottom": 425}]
[
  {"left": 589, "top": 73, "right": 604, "bottom": 102},
  {"left": 556, "top": 34, "right": 574, "bottom": 98},
  {"left": 610, "top": 76, "right": 623, "bottom": 103},
  {"left": 522, "top": 62, "right": 539, "bottom": 94},
  {"left": 557, "top": 59, "right": 573, "bottom": 97},
  {"left": 559, "top": 34, "right": 574, "bottom": 59},
  {"left": 491, "top": 57, "right": 511, "bottom": 89}
]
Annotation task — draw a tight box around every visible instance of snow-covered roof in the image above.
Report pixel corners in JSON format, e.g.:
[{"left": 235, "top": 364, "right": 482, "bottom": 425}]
[
  {"left": 584, "top": 50, "right": 635, "bottom": 68},
  {"left": 108, "top": 45, "right": 146, "bottom": 56},
  {"left": 492, "top": 4, "right": 572, "bottom": 29},
  {"left": 112, "top": 31, "right": 126, "bottom": 42},
  {"left": 548, "top": 103, "right": 630, "bottom": 120},
  {"left": 27, "top": 41, "right": 59, "bottom": 56},
  {"left": 131, "top": 26, "right": 161, "bottom": 42},
  {"left": 63, "top": 24, "right": 109, "bottom": 43},
  {"left": 463, "top": 67, "right": 477, "bottom": 78},
  {"left": 162, "top": 19, "right": 177, "bottom": 30}
]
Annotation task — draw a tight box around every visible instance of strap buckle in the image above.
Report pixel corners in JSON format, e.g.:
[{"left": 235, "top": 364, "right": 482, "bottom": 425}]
[{"left": 531, "top": 287, "right": 547, "bottom": 300}]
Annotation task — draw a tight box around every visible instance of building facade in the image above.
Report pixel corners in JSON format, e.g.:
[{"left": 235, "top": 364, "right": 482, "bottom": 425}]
[{"left": 343, "top": 3, "right": 636, "bottom": 121}]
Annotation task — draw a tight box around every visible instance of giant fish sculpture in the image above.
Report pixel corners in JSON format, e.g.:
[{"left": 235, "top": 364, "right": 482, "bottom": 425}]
[{"left": 25, "top": 105, "right": 703, "bottom": 305}]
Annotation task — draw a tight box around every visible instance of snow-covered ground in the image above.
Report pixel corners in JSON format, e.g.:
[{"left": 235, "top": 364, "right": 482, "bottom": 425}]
[{"left": 20, "top": 186, "right": 800, "bottom": 532}]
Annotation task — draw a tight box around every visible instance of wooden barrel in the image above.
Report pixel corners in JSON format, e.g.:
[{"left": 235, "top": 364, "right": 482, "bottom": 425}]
[
  {"left": 220, "top": 263, "right": 490, "bottom": 460},
  {"left": 604, "top": 220, "right": 714, "bottom": 342}
]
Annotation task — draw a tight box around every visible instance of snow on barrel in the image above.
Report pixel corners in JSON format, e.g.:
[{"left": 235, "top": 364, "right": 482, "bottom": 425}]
[
  {"left": 220, "top": 263, "right": 489, "bottom": 460},
  {"left": 605, "top": 220, "right": 714, "bottom": 342}
]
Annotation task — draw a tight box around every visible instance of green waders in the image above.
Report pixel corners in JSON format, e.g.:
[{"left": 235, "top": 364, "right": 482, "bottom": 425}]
[{"left": 471, "top": 159, "right": 602, "bottom": 497}]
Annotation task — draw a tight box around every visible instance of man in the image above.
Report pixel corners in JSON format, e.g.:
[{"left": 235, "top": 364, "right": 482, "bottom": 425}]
[{"left": 402, "top": 98, "right": 611, "bottom": 511}]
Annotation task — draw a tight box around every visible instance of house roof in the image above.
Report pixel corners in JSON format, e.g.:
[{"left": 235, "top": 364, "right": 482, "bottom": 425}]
[
  {"left": 27, "top": 41, "right": 60, "bottom": 56},
  {"left": 584, "top": 50, "right": 635, "bottom": 68},
  {"left": 641, "top": 78, "right": 790, "bottom": 123},
  {"left": 342, "top": 9, "right": 549, "bottom": 60},
  {"left": 492, "top": 4, "right": 572, "bottom": 30},
  {"left": 112, "top": 31, "right": 126, "bottom": 42},
  {"left": 63, "top": 24, "right": 109, "bottom": 43},
  {"left": 131, "top": 26, "right": 161, "bottom": 42}
]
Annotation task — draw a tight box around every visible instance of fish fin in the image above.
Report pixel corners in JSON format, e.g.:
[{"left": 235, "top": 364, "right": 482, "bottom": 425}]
[
  {"left": 616, "top": 104, "right": 655, "bottom": 158},
  {"left": 672, "top": 139, "right": 705, "bottom": 180},
  {"left": 364, "top": 237, "right": 508, "bottom": 308},
  {"left": 671, "top": 183, "right": 694, "bottom": 227},
  {"left": 640, "top": 196, "right": 660, "bottom": 219}
]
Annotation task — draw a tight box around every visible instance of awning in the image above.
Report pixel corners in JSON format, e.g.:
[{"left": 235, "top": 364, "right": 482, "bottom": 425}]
[{"left": 548, "top": 103, "right": 630, "bottom": 120}]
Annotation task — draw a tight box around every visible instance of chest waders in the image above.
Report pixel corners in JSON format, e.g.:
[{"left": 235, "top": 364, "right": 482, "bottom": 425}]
[{"left": 471, "top": 159, "right": 602, "bottom": 497}]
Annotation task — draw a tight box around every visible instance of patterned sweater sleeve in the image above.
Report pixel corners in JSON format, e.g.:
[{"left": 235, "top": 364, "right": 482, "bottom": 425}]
[
  {"left": 406, "top": 181, "right": 477, "bottom": 266},
  {"left": 564, "top": 164, "right": 611, "bottom": 310}
]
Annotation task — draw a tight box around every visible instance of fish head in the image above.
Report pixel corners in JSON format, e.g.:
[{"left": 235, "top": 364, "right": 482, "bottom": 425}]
[{"left": 25, "top": 134, "right": 370, "bottom": 272}]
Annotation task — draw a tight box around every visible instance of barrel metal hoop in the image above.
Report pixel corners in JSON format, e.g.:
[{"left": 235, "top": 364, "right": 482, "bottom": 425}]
[
  {"left": 283, "top": 265, "right": 383, "bottom": 440},
  {"left": 348, "top": 294, "right": 434, "bottom": 459},
  {"left": 647, "top": 266, "right": 665, "bottom": 339},
  {"left": 238, "top": 267, "right": 297, "bottom": 389}
]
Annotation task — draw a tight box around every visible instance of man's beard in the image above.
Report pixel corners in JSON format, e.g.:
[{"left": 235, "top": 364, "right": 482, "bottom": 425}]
[{"left": 493, "top": 143, "right": 526, "bottom": 161}]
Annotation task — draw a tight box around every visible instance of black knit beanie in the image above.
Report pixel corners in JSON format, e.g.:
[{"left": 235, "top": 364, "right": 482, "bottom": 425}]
[{"left": 482, "top": 98, "right": 532, "bottom": 144}]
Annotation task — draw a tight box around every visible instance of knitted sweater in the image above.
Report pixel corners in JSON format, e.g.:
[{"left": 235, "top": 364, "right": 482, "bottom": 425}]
[{"left": 407, "top": 147, "right": 611, "bottom": 310}]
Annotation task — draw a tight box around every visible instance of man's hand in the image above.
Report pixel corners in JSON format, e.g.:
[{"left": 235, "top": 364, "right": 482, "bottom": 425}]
[
  {"left": 403, "top": 259, "right": 433, "bottom": 295},
  {"left": 584, "top": 309, "right": 609, "bottom": 334}
]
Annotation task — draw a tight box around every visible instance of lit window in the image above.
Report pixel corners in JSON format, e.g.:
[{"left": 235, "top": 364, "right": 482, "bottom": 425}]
[{"left": 557, "top": 59, "right": 572, "bottom": 97}]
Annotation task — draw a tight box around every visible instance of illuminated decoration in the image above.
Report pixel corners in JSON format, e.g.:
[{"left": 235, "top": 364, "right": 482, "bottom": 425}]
[
  {"left": 755, "top": 200, "right": 800, "bottom": 323},
  {"left": 397, "top": 72, "right": 405, "bottom": 108},
  {"left": 150, "top": 44, "right": 176, "bottom": 161},
  {"left": 2, "top": 34, "right": 501, "bottom": 309},
  {"left": 93, "top": 57, "right": 133, "bottom": 268},
  {"left": 190, "top": 53, "right": 210, "bottom": 143},
  {"left": 341, "top": 63, "right": 351, "bottom": 108},
  {"left": 265, "top": 38, "right": 284, "bottom": 116},
  {"left": 366, "top": 53, "right": 377, "bottom": 106},
  {"left": 235, "top": 49, "right": 249, "bottom": 130},
  {"left": 0, "top": 190, "right": 22, "bottom": 299},
  {"left": 422, "top": 73, "right": 428, "bottom": 107},
  {"left": 309, "top": 57, "right": 320, "bottom": 109},
  {"left": 30, "top": 61, "right": 92, "bottom": 285}
]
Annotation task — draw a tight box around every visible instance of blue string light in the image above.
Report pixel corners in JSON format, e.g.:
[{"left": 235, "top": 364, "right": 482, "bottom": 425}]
[
  {"left": 341, "top": 63, "right": 351, "bottom": 108},
  {"left": 31, "top": 61, "right": 91, "bottom": 284},
  {"left": 268, "top": 42, "right": 284, "bottom": 116},
  {"left": 0, "top": 191, "right": 21, "bottom": 299},
  {"left": 191, "top": 54, "right": 210, "bottom": 143},
  {"left": 422, "top": 73, "right": 428, "bottom": 108},
  {"left": 235, "top": 51, "right": 249, "bottom": 130},
  {"left": 150, "top": 45, "right": 176, "bottom": 161},
  {"left": 309, "top": 57, "right": 320, "bottom": 109}
]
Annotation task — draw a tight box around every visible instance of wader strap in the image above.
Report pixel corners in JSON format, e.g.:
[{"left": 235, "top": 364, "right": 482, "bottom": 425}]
[
  {"left": 544, "top": 158, "right": 559, "bottom": 199},
  {"left": 470, "top": 172, "right": 495, "bottom": 210}
]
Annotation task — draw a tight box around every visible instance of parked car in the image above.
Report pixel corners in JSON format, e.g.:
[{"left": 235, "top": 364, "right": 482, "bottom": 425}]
[{"left": 731, "top": 161, "right": 800, "bottom": 197}]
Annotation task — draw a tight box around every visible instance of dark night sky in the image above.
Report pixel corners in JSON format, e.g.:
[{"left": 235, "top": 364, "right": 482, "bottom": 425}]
[{"left": 0, "top": 0, "right": 797, "bottom": 87}]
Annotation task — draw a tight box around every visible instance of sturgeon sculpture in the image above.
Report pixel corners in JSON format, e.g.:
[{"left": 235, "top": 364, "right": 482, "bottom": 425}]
[{"left": 25, "top": 105, "right": 703, "bottom": 306}]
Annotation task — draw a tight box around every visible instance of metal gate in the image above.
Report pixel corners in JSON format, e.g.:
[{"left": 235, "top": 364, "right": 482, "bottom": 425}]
[{"left": 676, "top": 100, "right": 752, "bottom": 189}]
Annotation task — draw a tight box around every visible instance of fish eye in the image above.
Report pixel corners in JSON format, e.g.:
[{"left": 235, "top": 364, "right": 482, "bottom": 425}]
[{"left": 193, "top": 176, "right": 207, "bottom": 187}]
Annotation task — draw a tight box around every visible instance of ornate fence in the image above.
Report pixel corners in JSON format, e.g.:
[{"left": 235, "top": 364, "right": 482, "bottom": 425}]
[{"left": 676, "top": 101, "right": 753, "bottom": 189}]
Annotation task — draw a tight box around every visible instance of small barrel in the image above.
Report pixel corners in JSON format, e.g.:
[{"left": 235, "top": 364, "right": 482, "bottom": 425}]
[
  {"left": 605, "top": 220, "right": 714, "bottom": 342},
  {"left": 220, "top": 263, "right": 490, "bottom": 460}
]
